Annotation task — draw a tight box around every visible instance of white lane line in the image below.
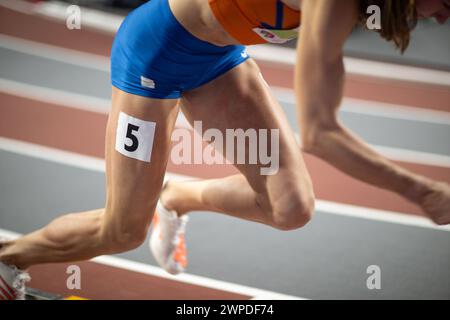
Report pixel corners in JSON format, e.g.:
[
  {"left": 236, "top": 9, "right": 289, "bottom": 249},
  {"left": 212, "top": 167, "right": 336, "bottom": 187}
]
[
  {"left": 295, "top": 131, "right": 450, "bottom": 169},
  {"left": 0, "top": 78, "right": 192, "bottom": 128},
  {"left": 2, "top": 0, "right": 450, "bottom": 87},
  {"left": 371, "top": 145, "right": 450, "bottom": 168},
  {"left": 0, "top": 0, "right": 34, "bottom": 14},
  {"left": 1, "top": 34, "right": 449, "bottom": 122},
  {"left": 0, "top": 228, "right": 21, "bottom": 240},
  {"left": 33, "top": 1, "right": 450, "bottom": 86},
  {"left": 316, "top": 201, "right": 450, "bottom": 231},
  {"left": 247, "top": 46, "right": 450, "bottom": 87},
  {"left": 341, "top": 98, "right": 450, "bottom": 125},
  {"left": 34, "top": 0, "right": 123, "bottom": 35},
  {"left": 0, "top": 136, "right": 106, "bottom": 172},
  {"left": 0, "top": 78, "right": 110, "bottom": 114},
  {"left": 0, "top": 137, "right": 449, "bottom": 232},
  {"left": 94, "top": 255, "right": 304, "bottom": 300},
  {"left": 273, "top": 87, "right": 450, "bottom": 125},
  {"left": 1, "top": 78, "right": 450, "bottom": 168},
  {"left": 2, "top": 79, "right": 449, "bottom": 168},
  {"left": 0, "top": 228, "right": 303, "bottom": 300},
  {"left": 2, "top": 76, "right": 449, "bottom": 128},
  {"left": 0, "top": 34, "right": 110, "bottom": 72}
]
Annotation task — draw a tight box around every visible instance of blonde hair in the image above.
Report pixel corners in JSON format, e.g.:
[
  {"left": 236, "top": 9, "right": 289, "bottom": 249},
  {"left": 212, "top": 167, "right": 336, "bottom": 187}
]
[{"left": 359, "top": 0, "right": 418, "bottom": 53}]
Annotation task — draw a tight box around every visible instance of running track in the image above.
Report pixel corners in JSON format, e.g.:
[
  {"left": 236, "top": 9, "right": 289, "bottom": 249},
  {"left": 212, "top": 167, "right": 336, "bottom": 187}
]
[{"left": 0, "top": 0, "right": 449, "bottom": 300}]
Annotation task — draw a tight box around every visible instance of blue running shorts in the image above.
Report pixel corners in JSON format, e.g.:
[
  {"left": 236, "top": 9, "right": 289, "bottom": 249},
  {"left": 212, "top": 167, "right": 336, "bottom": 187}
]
[{"left": 110, "top": 0, "right": 250, "bottom": 99}]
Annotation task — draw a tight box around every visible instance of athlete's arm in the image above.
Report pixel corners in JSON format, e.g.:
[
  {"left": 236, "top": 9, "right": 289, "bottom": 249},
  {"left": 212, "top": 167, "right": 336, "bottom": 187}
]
[{"left": 295, "top": 0, "right": 434, "bottom": 209}]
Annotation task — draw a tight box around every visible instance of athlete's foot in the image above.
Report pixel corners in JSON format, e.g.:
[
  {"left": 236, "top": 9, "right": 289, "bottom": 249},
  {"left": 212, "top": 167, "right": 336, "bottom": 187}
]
[
  {"left": 419, "top": 181, "right": 450, "bottom": 225},
  {"left": 159, "top": 180, "right": 190, "bottom": 216},
  {"left": 150, "top": 196, "right": 189, "bottom": 275},
  {"left": 0, "top": 260, "right": 30, "bottom": 300}
]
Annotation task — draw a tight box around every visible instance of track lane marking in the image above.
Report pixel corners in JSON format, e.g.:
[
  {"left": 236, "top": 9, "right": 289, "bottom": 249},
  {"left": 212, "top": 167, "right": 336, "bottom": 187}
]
[
  {"left": 2, "top": 0, "right": 449, "bottom": 86},
  {"left": 0, "top": 228, "right": 304, "bottom": 300},
  {"left": 1, "top": 136, "right": 448, "bottom": 232},
  {"left": 1, "top": 34, "right": 449, "bottom": 122},
  {"left": 272, "top": 87, "right": 450, "bottom": 125},
  {"left": 1, "top": 79, "right": 449, "bottom": 168}
]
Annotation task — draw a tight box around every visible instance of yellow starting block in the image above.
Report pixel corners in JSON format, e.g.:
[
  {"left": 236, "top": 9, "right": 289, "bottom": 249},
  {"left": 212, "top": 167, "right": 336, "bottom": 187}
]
[{"left": 25, "top": 288, "right": 87, "bottom": 300}]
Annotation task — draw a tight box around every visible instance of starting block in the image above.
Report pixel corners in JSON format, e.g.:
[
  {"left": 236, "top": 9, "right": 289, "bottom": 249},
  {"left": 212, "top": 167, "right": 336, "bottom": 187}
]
[
  {"left": 25, "top": 288, "right": 87, "bottom": 300},
  {"left": 25, "top": 288, "right": 63, "bottom": 300}
]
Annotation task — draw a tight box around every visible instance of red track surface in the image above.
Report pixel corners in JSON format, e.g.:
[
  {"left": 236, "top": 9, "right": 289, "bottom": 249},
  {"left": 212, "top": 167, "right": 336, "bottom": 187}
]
[
  {"left": 2, "top": 5, "right": 449, "bottom": 111},
  {"left": 28, "top": 262, "right": 249, "bottom": 300},
  {"left": 1, "top": 3, "right": 450, "bottom": 299},
  {"left": 1, "top": 86, "right": 449, "bottom": 216}
]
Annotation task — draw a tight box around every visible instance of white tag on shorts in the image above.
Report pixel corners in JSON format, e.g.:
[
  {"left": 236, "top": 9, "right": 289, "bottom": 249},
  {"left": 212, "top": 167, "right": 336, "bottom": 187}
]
[
  {"left": 141, "top": 76, "right": 156, "bottom": 89},
  {"left": 115, "top": 112, "right": 156, "bottom": 163}
]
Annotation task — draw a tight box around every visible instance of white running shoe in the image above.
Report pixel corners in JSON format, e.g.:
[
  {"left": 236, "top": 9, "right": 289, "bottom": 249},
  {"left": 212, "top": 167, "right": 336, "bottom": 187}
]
[
  {"left": 150, "top": 200, "right": 189, "bottom": 275},
  {"left": 0, "top": 262, "right": 30, "bottom": 300}
]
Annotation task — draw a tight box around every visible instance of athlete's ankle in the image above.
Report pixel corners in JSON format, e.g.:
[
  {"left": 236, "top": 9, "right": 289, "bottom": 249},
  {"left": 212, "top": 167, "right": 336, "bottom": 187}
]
[
  {"left": 0, "top": 241, "right": 28, "bottom": 270},
  {"left": 0, "top": 239, "right": 11, "bottom": 259},
  {"left": 403, "top": 175, "right": 433, "bottom": 204},
  {"left": 0, "top": 252, "right": 15, "bottom": 269},
  {"left": 160, "top": 181, "right": 187, "bottom": 217}
]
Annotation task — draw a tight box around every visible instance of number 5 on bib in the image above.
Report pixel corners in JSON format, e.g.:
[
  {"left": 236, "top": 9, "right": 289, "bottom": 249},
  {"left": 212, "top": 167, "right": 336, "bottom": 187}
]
[{"left": 115, "top": 112, "right": 156, "bottom": 163}]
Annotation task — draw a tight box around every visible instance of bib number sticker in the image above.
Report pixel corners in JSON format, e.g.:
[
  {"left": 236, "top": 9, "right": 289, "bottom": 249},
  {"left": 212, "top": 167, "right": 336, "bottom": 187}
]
[
  {"left": 115, "top": 112, "right": 156, "bottom": 163},
  {"left": 252, "top": 27, "right": 299, "bottom": 44}
]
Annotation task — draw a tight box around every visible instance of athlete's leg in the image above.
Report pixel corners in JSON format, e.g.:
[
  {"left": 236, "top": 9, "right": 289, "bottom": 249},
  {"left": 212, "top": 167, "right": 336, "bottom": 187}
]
[
  {"left": 164, "top": 59, "right": 315, "bottom": 230},
  {"left": 0, "top": 88, "right": 179, "bottom": 269}
]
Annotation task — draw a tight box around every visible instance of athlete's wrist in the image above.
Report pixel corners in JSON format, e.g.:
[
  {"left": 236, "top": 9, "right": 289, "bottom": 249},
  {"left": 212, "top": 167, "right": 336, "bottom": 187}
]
[{"left": 402, "top": 174, "right": 434, "bottom": 204}]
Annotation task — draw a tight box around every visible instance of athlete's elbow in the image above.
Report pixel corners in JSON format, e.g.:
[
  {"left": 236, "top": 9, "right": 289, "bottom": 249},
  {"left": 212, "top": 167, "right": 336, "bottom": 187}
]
[{"left": 300, "top": 117, "right": 341, "bottom": 156}]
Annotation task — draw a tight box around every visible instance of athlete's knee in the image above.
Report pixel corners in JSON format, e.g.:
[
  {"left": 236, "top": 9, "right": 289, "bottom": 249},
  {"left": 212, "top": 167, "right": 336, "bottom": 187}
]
[
  {"left": 103, "top": 227, "right": 148, "bottom": 253},
  {"left": 270, "top": 190, "right": 315, "bottom": 231},
  {"left": 101, "top": 214, "right": 149, "bottom": 252}
]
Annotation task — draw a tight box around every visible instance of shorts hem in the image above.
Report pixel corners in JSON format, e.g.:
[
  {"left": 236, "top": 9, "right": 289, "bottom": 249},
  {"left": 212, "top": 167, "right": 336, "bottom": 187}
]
[
  {"left": 192, "top": 55, "right": 250, "bottom": 90},
  {"left": 111, "top": 82, "right": 181, "bottom": 100}
]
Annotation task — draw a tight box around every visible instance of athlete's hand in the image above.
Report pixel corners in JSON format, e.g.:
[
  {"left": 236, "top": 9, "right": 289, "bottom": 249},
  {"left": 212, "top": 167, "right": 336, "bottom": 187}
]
[{"left": 419, "top": 181, "right": 450, "bottom": 225}]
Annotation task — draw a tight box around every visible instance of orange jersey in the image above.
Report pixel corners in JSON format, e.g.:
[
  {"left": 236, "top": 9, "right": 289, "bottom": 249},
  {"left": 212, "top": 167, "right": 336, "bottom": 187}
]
[{"left": 209, "top": 0, "right": 301, "bottom": 45}]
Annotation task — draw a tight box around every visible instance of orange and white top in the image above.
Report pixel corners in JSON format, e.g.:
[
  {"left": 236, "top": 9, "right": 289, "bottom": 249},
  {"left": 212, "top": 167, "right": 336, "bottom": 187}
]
[{"left": 209, "top": 0, "right": 301, "bottom": 45}]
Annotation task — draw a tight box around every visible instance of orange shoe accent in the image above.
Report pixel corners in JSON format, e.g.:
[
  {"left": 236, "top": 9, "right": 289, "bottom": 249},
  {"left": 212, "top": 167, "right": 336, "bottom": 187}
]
[
  {"left": 173, "top": 233, "right": 188, "bottom": 268},
  {"left": 152, "top": 213, "right": 163, "bottom": 240}
]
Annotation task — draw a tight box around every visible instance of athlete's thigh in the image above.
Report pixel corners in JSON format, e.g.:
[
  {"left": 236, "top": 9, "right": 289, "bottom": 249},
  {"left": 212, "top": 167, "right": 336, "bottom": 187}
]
[
  {"left": 104, "top": 87, "right": 179, "bottom": 237},
  {"left": 181, "top": 59, "right": 307, "bottom": 193}
]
